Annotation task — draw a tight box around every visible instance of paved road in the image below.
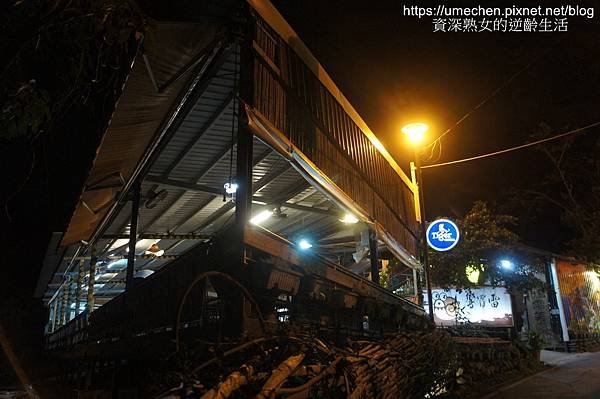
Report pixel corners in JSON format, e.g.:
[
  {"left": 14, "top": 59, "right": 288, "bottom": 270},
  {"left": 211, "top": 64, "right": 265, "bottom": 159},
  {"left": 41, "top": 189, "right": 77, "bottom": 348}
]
[{"left": 483, "top": 350, "right": 600, "bottom": 399}]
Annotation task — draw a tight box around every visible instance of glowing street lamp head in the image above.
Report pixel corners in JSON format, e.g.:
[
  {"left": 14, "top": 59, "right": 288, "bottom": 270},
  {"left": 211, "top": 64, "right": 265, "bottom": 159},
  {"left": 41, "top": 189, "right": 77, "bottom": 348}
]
[
  {"left": 500, "top": 259, "right": 513, "bottom": 270},
  {"left": 401, "top": 122, "right": 428, "bottom": 144},
  {"left": 298, "top": 239, "right": 313, "bottom": 250}
]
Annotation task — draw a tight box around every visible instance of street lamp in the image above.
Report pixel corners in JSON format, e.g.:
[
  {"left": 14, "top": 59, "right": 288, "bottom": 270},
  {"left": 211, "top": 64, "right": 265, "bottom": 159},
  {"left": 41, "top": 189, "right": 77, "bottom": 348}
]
[
  {"left": 402, "top": 122, "right": 429, "bottom": 143},
  {"left": 402, "top": 122, "right": 434, "bottom": 323},
  {"left": 499, "top": 259, "right": 514, "bottom": 270}
]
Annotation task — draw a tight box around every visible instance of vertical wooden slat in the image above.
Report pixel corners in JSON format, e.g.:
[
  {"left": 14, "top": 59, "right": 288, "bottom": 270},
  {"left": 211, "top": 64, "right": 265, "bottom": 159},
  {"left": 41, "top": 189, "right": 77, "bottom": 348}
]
[{"left": 250, "top": 12, "right": 419, "bottom": 252}]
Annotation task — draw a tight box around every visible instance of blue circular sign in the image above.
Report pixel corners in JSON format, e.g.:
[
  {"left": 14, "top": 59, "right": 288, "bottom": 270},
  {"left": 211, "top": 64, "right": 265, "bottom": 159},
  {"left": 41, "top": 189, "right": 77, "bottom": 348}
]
[{"left": 426, "top": 219, "right": 460, "bottom": 252}]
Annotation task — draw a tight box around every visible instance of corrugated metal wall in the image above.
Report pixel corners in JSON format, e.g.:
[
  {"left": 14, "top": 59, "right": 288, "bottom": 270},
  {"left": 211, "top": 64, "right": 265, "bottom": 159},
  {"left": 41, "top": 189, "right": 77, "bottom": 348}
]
[
  {"left": 249, "top": 15, "right": 418, "bottom": 256},
  {"left": 555, "top": 260, "right": 600, "bottom": 334}
]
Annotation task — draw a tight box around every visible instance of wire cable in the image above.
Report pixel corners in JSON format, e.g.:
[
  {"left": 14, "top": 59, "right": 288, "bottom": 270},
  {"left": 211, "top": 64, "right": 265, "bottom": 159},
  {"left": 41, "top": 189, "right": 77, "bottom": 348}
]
[
  {"left": 421, "top": 121, "right": 600, "bottom": 169},
  {"left": 424, "top": 53, "right": 544, "bottom": 149}
]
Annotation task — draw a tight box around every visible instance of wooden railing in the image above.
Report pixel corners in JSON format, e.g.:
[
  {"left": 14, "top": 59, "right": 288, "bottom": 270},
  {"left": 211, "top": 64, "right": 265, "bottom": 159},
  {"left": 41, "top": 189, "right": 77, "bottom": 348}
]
[{"left": 250, "top": 14, "right": 418, "bottom": 256}]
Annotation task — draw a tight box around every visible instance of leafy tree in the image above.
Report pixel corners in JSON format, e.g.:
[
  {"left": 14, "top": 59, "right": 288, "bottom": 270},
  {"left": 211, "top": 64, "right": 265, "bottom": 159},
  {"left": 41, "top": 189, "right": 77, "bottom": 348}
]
[
  {"left": 1, "top": 0, "right": 145, "bottom": 141},
  {"left": 1, "top": 0, "right": 145, "bottom": 222},
  {"left": 428, "top": 201, "right": 545, "bottom": 292}
]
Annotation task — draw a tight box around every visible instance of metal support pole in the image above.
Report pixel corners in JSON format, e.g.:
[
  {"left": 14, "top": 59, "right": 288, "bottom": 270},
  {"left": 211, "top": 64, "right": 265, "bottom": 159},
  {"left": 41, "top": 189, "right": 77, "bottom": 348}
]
[
  {"left": 67, "top": 274, "right": 76, "bottom": 322},
  {"left": 50, "top": 298, "right": 58, "bottom": 333},
  {"left": 87, "top": 248, "right": 97, "bottom": 314},
  {"left": 368, "top": 229, "right": 380, "bottom": 285},
  {"left": 60, "top": 281, "right": 69, "bottom": 326},
  {"left": 75, "top": 259, "right": 84, "bottom": 315},
  {"left": 414, "top": 151, "right": 434, "bottom": 323},
  {"left": 126, "top": 181, "right": 141, "bottom": 290},
  {"left": 55, "top": 291, "right": 62, "bottom": 328},
  {"left": 221, "top": 12, "right": 254, "bottom": 337},
  {"left": 234, "top": 124, "right": 253, "bottom": 228},
  {"left": 235, "top": 18, "right": 254, "bottom": 232},
  {"left": 413, "top": 268, "right": 419, "bottom": 298}
]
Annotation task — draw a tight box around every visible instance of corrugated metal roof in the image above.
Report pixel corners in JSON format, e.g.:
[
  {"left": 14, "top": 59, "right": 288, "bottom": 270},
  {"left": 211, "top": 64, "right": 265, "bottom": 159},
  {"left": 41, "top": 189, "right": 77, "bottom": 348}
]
[{"left": 39, "top": 16, "right": 411, "bottom": 307}]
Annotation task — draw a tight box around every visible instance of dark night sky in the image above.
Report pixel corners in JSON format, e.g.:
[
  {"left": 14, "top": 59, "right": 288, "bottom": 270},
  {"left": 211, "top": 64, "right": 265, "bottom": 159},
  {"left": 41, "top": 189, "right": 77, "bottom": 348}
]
[{"left": 274, "top": 0, "right": 600, "bottom": 250}]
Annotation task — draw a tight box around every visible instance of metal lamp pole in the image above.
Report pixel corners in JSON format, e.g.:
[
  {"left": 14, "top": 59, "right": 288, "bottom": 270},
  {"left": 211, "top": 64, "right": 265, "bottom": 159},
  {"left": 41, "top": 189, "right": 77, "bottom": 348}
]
[{"left": 414, "top": 149, "right": 434, "bottom": 323}]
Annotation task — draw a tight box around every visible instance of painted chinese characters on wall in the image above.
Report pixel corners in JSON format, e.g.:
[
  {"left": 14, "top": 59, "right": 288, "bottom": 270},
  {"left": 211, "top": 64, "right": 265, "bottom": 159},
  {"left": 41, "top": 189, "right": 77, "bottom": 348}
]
[{"left": 424, "top": 287, "right": 514, "bottom": 327}]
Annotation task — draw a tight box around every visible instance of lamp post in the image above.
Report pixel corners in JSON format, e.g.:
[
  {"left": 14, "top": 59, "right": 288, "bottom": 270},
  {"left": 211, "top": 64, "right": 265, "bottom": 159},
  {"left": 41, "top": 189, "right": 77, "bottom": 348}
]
[{"left": 402, "top": 122, "right": 434, "bottom": 323}]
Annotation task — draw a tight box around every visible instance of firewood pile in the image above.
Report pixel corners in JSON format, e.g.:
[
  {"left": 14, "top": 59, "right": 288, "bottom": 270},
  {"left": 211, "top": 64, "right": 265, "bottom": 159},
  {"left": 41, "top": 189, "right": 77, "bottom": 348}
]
[
  {"left": 450, "top": 337, "right": 540, "bottom": 397},
  {"left": 150, "top": 329, "right": 459, "bottom": 399}
]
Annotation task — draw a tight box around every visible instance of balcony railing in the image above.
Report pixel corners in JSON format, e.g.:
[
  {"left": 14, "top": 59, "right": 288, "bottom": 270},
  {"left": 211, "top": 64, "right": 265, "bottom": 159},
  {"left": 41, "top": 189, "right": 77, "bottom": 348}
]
[{"left": 250, "top": 13, "right": 419, "bottom": 257}]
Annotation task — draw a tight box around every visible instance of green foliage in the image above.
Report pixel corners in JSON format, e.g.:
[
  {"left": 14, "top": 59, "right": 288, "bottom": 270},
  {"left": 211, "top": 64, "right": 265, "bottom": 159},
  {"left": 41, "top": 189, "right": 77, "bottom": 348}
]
[
  {"left": 1, "top": 0, "right": 146, "bottom": 141},
  {"left": 527, "top": 330, "right": 548, "bottom": 350},
  {"left": 429, "top": 201, "right": 545, "bottom": 292}
]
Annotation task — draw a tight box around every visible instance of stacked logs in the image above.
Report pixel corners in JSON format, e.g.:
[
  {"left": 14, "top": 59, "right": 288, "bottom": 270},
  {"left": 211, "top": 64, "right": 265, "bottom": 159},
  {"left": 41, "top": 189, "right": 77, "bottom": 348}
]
[
  {"left": 450, "top": 337, "right": 540, "bottom": 396},
  {"left": 151, "top": 329, "right": 458, "bottom": 398},
  {"left": 344, "top": 330, "right": 456, "bottom": 398}
]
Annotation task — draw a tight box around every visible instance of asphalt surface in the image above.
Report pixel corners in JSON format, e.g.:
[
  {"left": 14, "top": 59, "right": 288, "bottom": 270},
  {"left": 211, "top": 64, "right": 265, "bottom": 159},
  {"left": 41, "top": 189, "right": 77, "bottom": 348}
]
[{"left": 483, "top": 350, "right": 600, "bottom": 399}]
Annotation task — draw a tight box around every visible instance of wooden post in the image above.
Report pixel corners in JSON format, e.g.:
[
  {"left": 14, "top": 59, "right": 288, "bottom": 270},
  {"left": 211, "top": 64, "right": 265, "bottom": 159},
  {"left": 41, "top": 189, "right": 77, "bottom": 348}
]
[
  {"left": 368, "top": 229, "right": 380, "bottom": 285},
  {"left": 126, "top": 181, "right": 141, "bottom": 290}
]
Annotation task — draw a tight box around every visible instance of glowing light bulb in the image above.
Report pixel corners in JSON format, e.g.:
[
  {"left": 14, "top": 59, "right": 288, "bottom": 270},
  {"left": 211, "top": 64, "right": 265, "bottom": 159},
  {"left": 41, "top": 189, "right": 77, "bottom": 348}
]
[
  {"left": 401, "top": 122, "right": 429, "bottom": 144},
  {"left": 224, "top": 182, "right": 238, "bottom": 194},
  {"left": 250, "top": 210, "right": 273, "bottom": 225},
  {"left": 340, "top": 213, "right": 359, "bottom": 224},
  {"left": 298, "top": 239, "right": 313, "bottom": 250},
  {"left": 500, "top": 259, "right": 513, "bottom": 270}
]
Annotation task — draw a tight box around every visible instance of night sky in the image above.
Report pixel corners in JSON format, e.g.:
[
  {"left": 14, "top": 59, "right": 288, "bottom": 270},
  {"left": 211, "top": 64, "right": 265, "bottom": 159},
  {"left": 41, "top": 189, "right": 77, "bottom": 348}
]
[{"left": 274, "top": 0, "right": 600, "bottom": 251}]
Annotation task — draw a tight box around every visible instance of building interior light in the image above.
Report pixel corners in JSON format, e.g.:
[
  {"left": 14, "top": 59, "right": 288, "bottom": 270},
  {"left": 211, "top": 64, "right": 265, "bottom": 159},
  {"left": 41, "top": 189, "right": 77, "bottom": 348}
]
[
  {"left": 224, "top": 182, "right": 238, "bottom": 194},
  {"left": 108, "top": 239, "right": 130, "bottom": 251},
  {"left": 340, "top": 213, "right": 359, "bottom": 224},
  {"left": 250, "top": 209, "right": 273, "bottom": 225},
  {"left": 145, "top": 243, "right": 164, "bottom": 257},
  {"left": 106, "top": 259, "right": 127, "bottom": 270},
  {"left": 298, "top": 239, "right": 313, "bottom": 250}
]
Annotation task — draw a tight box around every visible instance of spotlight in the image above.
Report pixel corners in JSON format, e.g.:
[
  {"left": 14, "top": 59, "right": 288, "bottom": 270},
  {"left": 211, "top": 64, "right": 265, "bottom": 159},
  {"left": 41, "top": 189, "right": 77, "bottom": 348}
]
[
  {"left": 224, "top": 182, "right": 238, "bottom": 194},
  {"left": 298, "top": 239, "right": 313, "bottom": 250}
]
